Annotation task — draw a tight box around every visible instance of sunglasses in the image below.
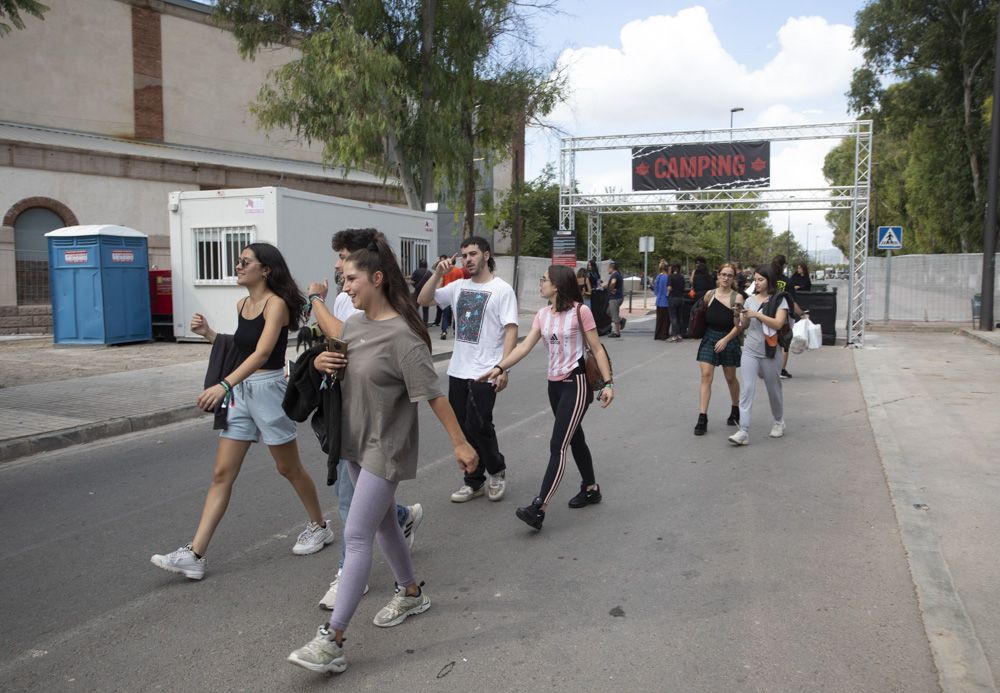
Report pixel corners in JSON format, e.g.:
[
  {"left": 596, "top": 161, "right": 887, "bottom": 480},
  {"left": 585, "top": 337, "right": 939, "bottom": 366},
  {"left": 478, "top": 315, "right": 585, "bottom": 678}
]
[{"left": 236, "top": 258, "right": 259, "bottom": 268}]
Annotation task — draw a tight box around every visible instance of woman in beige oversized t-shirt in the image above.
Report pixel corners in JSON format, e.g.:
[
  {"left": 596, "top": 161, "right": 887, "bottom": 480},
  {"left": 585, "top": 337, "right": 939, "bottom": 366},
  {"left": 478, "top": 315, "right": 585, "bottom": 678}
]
[{"left": 287, "top": 235, "right": 477, "bottom": 676}]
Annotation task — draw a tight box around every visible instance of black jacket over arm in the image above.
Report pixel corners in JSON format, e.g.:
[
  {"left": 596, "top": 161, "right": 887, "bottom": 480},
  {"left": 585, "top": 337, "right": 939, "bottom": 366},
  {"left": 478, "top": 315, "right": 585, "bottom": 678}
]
[
  {"left": 204, "top": 334, "right": 238, "bottom": 431},
  {"left": 282, "top": 345, "right": 342, "bottom": 485}
]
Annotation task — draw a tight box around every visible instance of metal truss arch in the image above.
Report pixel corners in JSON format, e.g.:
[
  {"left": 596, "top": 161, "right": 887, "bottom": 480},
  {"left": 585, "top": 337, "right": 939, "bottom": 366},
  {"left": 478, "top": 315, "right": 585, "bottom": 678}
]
[{"left": 558, "top": 120, "right": 872, "bottom": 346}]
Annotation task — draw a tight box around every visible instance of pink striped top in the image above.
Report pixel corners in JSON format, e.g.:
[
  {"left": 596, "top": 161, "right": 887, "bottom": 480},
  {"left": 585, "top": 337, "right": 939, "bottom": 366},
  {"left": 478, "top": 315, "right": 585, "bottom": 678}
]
[{"left": 533, "top": 303, "right": 597, "bottom": 381}]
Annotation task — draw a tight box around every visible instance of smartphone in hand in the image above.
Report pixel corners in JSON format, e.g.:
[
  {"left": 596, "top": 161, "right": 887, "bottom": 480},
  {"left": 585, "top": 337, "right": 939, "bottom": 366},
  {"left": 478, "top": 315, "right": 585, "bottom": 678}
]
[{"left": 326, "top": 337, "right": 348, "bottom": 380}]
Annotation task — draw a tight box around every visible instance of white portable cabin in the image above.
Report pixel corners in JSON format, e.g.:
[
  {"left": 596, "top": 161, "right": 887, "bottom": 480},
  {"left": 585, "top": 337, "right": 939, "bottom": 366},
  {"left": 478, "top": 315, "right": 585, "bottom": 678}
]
[{"left": 168, "top": 187, "right": 436, "bottom": 340}]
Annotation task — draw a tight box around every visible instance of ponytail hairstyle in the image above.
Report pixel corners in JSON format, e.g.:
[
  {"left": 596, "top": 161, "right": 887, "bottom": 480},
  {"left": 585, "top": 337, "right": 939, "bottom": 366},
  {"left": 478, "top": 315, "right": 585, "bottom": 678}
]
[
  {"left": 548, "top": 264, "right": 584, "bottom": 313},
  {"left": 347, "top": 233, "right": 431, "bottom": 350},
  {"left": 245, "top": 242, "right": 305, "bottom": 330}
]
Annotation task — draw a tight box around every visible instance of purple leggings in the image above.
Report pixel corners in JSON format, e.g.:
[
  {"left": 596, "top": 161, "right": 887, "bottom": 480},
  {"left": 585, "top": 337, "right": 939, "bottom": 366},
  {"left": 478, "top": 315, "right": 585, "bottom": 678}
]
[{"left": 328, "top": 461, "right": 415, "bottom": 632}]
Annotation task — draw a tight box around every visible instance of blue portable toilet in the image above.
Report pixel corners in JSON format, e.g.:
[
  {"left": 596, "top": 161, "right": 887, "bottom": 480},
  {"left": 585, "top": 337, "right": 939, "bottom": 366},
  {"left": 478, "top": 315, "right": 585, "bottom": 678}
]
[{"left": 46, "top": 225, "right": 152, "bottom": 345}]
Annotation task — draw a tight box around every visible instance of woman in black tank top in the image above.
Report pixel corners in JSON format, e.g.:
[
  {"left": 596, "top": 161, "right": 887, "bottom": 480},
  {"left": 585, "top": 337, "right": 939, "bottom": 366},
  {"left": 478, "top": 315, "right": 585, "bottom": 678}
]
[
  {"left": 151, "top": 243, "right": 334, "bottom": 581},
  {"left": 693, "top": 262, "right": 744, "bottom": 436}
]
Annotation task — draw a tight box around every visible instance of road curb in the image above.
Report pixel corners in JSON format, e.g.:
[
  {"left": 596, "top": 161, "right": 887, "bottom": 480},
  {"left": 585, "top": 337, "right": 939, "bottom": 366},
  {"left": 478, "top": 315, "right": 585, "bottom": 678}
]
[
  {"left": 854, "top": 351, "right": 998, "bottom": 693},
  {"left": 0, "top": 406, "right": 202, "bottom": 464},
  {"left": 959, "top": 328, "right": 1000, "bottom": 353}
]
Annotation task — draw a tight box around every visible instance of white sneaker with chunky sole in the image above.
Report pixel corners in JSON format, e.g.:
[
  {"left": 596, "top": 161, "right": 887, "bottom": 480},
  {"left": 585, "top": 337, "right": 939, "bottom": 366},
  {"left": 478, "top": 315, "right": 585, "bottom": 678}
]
[
  {"left": 769, "top": 421, "right": 786, "bottom": 438},
  {"left": 402, "top": 504, "right": 423, "bottom": 549},
  {"left": 319, "top": 568, "right": 369, "bottom": 610},
  {"left": 728, "top": 430, "right": 750, "bottom": 446},
  {"left": 487, "top": 471, "right": 507, "bottom": 501},
  {"left": 287, "top": 626, "right": 347, "bottom": 673},
  {"left": 151, "top": 544, "right": 205, "bottom": 580},
  {"left": 450, "top": 485, "right": 484, "bottom": 503},
  {"left": 373, "top": 585, "right": 431, "bottom": 627},
  {"left": 293, "top": 522, "right": 335, "bottom": 555}
]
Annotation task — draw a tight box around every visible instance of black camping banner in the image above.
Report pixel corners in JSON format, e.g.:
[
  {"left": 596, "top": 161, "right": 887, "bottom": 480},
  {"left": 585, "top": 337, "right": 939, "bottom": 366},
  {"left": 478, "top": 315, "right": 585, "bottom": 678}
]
[{"left": 631, "top": 141, "right": 770, "bottom": 191}]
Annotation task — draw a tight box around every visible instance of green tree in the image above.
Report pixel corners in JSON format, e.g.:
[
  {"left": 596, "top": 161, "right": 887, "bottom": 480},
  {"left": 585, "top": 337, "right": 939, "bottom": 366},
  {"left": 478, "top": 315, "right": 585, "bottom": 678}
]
[
  {"left": 842, "top": 0, "right": 997, "bottom": 253},
  {"left": 0, "top": 0, "right": 48, "bottom": 36},
  {"left": 215, "top": 0, "right": 562, "bottom": 214}
]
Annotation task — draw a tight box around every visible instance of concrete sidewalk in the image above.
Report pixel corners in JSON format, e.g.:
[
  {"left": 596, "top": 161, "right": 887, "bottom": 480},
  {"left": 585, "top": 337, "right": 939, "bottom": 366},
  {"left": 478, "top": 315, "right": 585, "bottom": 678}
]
[{"left": 0, "top": 313, "right": 545, "bottom": 463}]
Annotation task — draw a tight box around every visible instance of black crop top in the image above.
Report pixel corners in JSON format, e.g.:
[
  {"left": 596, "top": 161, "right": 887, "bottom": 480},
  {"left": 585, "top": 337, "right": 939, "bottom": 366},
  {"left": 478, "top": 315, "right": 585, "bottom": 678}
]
[
  {"left": 705, "top": 293, "right": 738, "bottom": 332},
  {"left": 233, "top": 298, "right": 288, "bottom": 371}
]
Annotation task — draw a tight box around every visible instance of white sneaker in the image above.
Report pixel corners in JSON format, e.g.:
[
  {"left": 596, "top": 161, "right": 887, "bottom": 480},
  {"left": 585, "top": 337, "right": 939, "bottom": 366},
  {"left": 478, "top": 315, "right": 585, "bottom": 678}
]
[
  {"left": 450, "top": 484, "right": 485, "bottom": 503},
  {"left": 373, "top": 584, "right": 431, "bottom": 627},
  {"left": 150, "top": 544, "right": 205, "bottom": 580},
  {"left": 769, "top": 421, "right": 786, "bottom": 438},
  {"left": 402, "top": 504, "right": 423, "bottom": 549},
  {"left": 319, "top": 568, "right": 369, "bottom": 610},
  {"left": 728, "top": 430, "right": 750, "bottom": 446},
  {"left": 293, "top": 521, "right": 335, "bottom": 555},
  {"left": 487, "top": 471, "right": 507, "bottom": 502},
  {"left": 287, "top": 625, "right": 347, "bottom": 673}
]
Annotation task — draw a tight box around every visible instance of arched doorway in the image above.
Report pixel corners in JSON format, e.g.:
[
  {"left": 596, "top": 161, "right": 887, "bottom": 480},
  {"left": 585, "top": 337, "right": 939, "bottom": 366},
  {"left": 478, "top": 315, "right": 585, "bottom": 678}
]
[{"left": 5, "top": 198, "right": 78, "bottom": 305}]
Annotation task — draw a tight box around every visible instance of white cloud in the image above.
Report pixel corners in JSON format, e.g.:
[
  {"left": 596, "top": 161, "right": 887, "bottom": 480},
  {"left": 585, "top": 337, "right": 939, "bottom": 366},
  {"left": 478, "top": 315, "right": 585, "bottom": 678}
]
[{"left": 525, "top": 5, "right": 863, "bottom": 253}]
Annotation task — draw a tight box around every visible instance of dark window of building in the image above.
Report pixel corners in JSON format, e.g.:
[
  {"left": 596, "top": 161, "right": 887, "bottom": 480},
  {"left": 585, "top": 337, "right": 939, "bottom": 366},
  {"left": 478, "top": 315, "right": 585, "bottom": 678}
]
[{"left": 14, "top": 207, "right": 64, "bottom": 305}]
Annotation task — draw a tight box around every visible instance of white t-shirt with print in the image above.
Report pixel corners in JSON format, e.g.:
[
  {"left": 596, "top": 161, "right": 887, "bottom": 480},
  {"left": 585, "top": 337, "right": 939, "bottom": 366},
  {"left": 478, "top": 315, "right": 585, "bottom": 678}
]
[
  {"left": 434, "top": 276, "right": 518, "bottom": 379},
  {"left": 533, "top": 302, "right": 596, "bottom": 381}
]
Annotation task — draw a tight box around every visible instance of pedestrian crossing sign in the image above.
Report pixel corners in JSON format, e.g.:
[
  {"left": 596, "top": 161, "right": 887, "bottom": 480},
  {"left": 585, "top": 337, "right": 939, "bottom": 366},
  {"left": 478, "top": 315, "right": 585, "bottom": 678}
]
[{"left": 877, "top": 226, "right": 903, "bottom": 250}]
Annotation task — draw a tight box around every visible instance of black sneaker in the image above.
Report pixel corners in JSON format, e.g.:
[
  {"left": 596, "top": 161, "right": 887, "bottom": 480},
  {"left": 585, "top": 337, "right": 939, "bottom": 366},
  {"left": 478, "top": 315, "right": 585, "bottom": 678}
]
[
  {"left": 515, "top": 498, "right": 545, "bottom": 530},
  {"left": 568, "top": 485, "right": 602, "bottom": 509},
  {"left": 780, "top": 369, "right": 792, "bottom": 379},
  {"left": 693, "top": 414, "right": 707, "bottom": 436}
]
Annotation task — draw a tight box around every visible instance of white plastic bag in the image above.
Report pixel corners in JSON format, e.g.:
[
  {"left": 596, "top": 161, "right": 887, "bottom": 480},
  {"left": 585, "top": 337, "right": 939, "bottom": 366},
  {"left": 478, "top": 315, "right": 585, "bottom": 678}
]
[
  {"left": 806, "top": 319, "right": 822, "bottom": 350},
  {"left": 790, "top": 319, "right": 808, "bottom": 353}
]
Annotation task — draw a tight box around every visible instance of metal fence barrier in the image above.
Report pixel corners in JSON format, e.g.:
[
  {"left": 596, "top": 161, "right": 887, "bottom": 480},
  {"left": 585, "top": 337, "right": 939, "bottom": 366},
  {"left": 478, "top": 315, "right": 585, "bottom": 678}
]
[{"left": 864, "top": 253, "right": 1000, "bottom": 324}]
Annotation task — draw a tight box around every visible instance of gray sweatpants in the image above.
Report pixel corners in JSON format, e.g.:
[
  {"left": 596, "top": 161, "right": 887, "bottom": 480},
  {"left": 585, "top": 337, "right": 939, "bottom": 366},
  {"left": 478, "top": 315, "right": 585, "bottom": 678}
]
[
  {"left": 329, "top": 461, "right": 415, "bottom": 632},
  {"left": 738, "top": 352, "right": 783, "bottom": 433}
]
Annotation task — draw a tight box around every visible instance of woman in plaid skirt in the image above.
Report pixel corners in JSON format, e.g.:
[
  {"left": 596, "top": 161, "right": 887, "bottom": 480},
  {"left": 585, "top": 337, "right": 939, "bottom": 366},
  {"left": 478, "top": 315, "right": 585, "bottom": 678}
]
[{"left": 693, "top": 262, "right": 744, "bottom": 436}]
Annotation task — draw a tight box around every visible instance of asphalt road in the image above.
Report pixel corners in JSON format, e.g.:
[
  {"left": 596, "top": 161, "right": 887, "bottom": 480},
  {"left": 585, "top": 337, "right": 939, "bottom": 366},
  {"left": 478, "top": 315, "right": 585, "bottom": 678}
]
[{"left": 0, "top": 326, "right": 938, "bottom": 692}]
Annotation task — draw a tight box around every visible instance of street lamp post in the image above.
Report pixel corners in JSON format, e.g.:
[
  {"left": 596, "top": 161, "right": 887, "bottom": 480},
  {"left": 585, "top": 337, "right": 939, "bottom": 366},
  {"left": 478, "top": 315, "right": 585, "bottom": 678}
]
[
  {"left": 806, "top": 222, "right": 813, "bottom": 263},
  {"left": 726, "top": 106, "right": 744, "bottom": 262}
]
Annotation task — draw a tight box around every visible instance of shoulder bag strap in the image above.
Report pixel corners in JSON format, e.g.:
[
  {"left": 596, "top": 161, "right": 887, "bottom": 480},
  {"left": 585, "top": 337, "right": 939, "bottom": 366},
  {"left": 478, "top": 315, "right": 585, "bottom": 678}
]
[{"left": 575, "top": 304, "right": 592, "bottom": 356}]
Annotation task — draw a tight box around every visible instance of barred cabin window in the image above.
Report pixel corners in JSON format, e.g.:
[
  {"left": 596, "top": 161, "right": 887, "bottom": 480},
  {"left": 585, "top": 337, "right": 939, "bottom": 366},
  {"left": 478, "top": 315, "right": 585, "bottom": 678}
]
[
  {"left": 399, "top": 238, "right": 429, "bottom": 277},
  {"left": 193, "top": 226, "right": 254, "bottom": 284}
]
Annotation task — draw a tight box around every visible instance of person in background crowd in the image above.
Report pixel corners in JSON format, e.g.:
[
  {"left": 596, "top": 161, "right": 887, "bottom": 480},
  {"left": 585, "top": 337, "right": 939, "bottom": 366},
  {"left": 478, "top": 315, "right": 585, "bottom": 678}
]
[
  {"left": 410, "top": 258, "right": 432, "bottom": 325},
  {"left": 431, "top": 255, "right": 447, "bottom": 327},
  {"left": 477, "top": 264, "right": 614, "bottom": 531},
  {"left": 667, "top": 263, "right": 686, "bottom": 342},
  {"left": 653, "top": 260, "right": 671, "bottom": 341},
  {"left": 606, "top": 261, "right": 624, "bottom": 338},
  {"left": 151, "top": 243, "right": 331, "bottom": 581},
  {"left": 690, "top": 257, "right": 714, "bottom": 302},
  {"left": 438, "top": 255, "right": 465, "bottom": 340},
  {"left": 771, "top": 254, "right": 804, "bottom": 379},
  {"left": 286, "top": 234, "right": 477, "bottom": 676},
  {"left": 735, "top": 263, "right": 749, "bottom": 295},
  {"left": 587, "top": 259, "right": 602, "bottom": 294},
  {"left": 729, "top": 265, "right": 787, "bottom": 447},
  {"left": 418, "top": 236, "right": 518, "bottom": 505},
  {"left": 791, "top": 262, "right": 812, "bottom": 294},
  {"left": 577, "top": 267, "right": 593, "bottom": 309},
  {"left": 305, "top": 228, "right": 424, "bottom": 612},
  {"left": 693, "top": 262, "right": 744, "bottom": 436}
]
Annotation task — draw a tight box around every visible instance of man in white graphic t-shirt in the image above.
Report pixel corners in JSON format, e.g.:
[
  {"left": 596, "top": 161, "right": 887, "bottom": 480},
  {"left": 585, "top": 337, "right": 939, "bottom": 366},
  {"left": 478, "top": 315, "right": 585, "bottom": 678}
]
[{"left": 418, "top": 236, "right": 518, "bottom": 503}]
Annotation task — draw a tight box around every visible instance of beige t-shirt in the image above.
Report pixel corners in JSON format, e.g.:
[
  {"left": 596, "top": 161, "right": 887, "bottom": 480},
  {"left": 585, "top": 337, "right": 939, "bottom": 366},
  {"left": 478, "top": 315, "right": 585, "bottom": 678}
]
[{"left": 340, "top": 314, "right": 442, "bottom": 481}]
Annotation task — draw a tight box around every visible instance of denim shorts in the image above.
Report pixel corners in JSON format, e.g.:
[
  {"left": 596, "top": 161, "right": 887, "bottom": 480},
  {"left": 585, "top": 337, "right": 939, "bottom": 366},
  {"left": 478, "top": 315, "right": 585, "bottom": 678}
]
[{"left": 219, "top": 369, "right": 297, "bottom": 446}]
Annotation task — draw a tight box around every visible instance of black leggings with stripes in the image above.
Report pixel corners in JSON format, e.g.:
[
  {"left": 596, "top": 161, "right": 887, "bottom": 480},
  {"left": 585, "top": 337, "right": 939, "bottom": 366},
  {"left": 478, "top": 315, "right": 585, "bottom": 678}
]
[{"left": 538, "top": 367, "right": 596, "bottom": 506}]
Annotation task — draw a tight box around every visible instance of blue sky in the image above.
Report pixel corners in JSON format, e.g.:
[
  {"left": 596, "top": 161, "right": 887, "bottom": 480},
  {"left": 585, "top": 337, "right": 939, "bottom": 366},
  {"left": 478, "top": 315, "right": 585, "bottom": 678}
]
[{"left": 523, "top": 1, "right": 870, "bottom": 256}]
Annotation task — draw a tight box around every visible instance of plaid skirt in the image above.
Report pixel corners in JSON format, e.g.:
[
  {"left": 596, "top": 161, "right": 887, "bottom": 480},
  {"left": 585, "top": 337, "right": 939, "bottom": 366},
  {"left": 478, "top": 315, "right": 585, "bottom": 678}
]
[{"left": 696, "top": 327, "right": 742, "bottom": 367}]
